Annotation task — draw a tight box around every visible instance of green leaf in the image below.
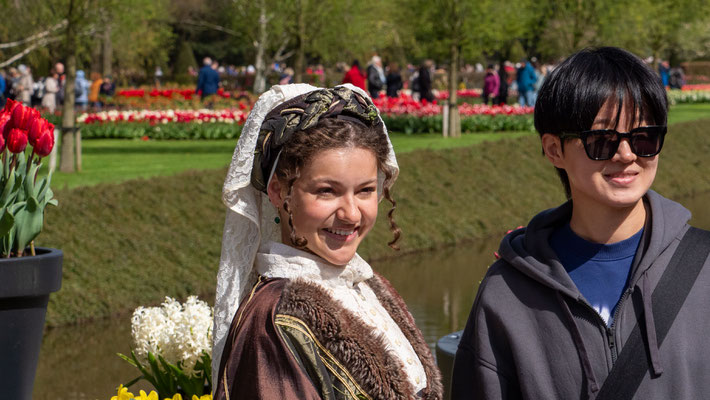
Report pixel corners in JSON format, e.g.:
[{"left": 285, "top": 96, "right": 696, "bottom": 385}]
[
  {"left": 122, "top": 374, "right": 143, "bottom": 388},
  {"left": 127, "top": 351, "right": 161, "bottom": 392},
  {"left": 0, "top": 208, "right": 15, "bottom": 238},
  {"left": 158, "top": 355, "right": 200, "bottom": 396},
  {"left": 0, "top": 173, "right": 16, "bottom": 207},
  {"left": 147, "top": 352, "right": 176, "bottom": 397},
  {"left": 23, "top": 163, "right": 39, "bottom": 198},
  {"left": 117, "top": 352, "right": 138, "bottom": 368},
  {"left": 14, "top": 196, "right": 42, "bottom": 253}
]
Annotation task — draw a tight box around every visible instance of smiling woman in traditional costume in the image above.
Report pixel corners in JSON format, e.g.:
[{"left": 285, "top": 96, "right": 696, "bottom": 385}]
[{"left": 212, "top": 84, "right": 442, "bottom": 400}]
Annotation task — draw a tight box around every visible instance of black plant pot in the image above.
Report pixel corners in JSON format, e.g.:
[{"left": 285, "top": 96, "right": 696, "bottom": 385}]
[{"left": 0, "top": 248, "right": 62, "bottom": 400}]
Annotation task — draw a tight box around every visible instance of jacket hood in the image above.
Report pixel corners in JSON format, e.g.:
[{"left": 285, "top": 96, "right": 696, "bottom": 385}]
[
  {"left": 497, "top": 190, "right": 691, "bottom": 299},
  {"left": 76, "top": 70, "right": 85, "bottom": 78}
]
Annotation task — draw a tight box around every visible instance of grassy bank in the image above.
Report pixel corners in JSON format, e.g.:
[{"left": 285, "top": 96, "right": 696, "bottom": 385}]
[{"left": 42, "top": 118, "right": 710, "bottom": 326}]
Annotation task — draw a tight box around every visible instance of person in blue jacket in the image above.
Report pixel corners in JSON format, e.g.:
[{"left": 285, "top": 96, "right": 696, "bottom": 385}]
[
  {"left": 197, "top": 57, "right": 220, "bottom": 104},
  {"left": 515, "top": 59, "right": 537, "bottom": 107}
]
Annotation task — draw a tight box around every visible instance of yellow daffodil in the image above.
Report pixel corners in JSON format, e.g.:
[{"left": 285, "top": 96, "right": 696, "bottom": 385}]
[
  {"left": 135, "top": 390, "right": 159, "bottom": 400},
  {"left": 164, "top": 394, "right": 183, "bottom": 400},
  {"left": 111, "top": 384, "right": 134, "bottom": 400},
  {"left": 191, "top": 395, "right": 212, "bottom": 400}
]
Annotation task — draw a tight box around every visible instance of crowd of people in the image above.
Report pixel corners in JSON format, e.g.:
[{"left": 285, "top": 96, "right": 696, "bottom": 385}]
[
  {"left": 0, "top": 53, "right": 691, "bottom": 115},
  {"left": 342, "top": 56, "right": 437, "bottom": 103},
  {"left": 0, "top": 62, "right": 116, "bottom": 112}
]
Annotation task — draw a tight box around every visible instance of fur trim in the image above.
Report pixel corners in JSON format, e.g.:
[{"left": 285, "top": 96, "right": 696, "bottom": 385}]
[
  {"left": 278, "top": 279, "right": 416, "bottom": 399},
  {"left": 368, "top": 273, "right": 444, "bottom": 400}
]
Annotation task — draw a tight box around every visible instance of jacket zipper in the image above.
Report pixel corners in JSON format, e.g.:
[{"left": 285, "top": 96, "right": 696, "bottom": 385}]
[
  {"left": 577, "top": 289, "right": 629, "bottom": 366},
  {"left": 608, "top": 288, "right": 633, "bottom": 364},
  {"left": 575, "top": 287, "right": 631, "bottom": 366}
]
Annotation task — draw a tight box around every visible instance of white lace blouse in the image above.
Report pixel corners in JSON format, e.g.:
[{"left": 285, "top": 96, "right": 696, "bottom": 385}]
[{"left": 254, "top": 241, "right": 427, "bottom": 393}]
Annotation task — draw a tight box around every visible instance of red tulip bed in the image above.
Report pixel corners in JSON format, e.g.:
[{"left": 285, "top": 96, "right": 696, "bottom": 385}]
[
  {"left": 71, "top": 92, "right": 534, "bottom": 140},
  {"left": 435, "top": 88, "right": 482, "bottom": 100},
  {"left": 75, "top": 109, "right": 248, "bottom": 140},
  {"left": 373, "top": 94, "right": 534, "bottom": 134},
  {"left": 106, "top": 87, "right": 252, "bottom": 110}
]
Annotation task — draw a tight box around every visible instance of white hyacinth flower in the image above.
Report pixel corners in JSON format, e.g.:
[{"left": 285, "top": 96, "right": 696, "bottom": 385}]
[{"left": 131, "top": 296, "right": 213, "bottom": 378}]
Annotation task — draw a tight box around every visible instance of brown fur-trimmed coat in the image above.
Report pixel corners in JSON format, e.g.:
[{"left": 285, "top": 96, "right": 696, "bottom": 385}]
[{"left": 214, "top": 273, "right": 443, "bottom": 400}]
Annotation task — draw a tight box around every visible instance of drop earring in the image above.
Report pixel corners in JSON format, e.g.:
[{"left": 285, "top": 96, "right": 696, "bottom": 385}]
[{"left": 274, "top": 207, "right": 281, "bottom": 224}]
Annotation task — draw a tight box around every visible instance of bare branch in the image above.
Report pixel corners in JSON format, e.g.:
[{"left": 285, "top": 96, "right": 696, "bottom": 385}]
[
  {"left": 272, "top": 36, "right": 293, "bottom": 62},
  {"left": 182, "top": 19, "right": 240, "bottom": 37},
  {"left": 0, "top": 19, "right": 68, "bottom": 49},
  {"left": 0, "top": 36, "right": 63, "bottom": 69}
]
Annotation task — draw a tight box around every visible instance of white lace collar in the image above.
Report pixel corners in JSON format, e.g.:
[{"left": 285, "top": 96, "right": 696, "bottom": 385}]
[{"left": 254, "top": 241, "right": 373, "bottom": 288}]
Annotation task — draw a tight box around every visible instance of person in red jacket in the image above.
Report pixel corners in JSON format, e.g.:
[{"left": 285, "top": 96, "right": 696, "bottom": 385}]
[{"left": 342, "top": 59, "right": 367, "bottom": 91}]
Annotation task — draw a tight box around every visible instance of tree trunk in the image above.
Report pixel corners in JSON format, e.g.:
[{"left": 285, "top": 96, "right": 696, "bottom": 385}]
[
  {"left": 294, "top": 0, "right": 305, "bottom": 83},
  {"left": 59, "top": 0, "right": 77, "bottom": 173},
  {"left": 253, "top": 0, "right": 267, "bottom": 94},
  {"left": 102, "top": 21, "right": 112, "bottom": 77},
  {"left": 91, "top": 37, "right": 102, "bottom": 75},
  {"left": 447, "top": 43, "right": 460, "bottom": 138}
]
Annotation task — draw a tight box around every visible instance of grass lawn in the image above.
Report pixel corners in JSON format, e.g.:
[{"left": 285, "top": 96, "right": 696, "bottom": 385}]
[
  {"left": 47, "top": 103, "right": 710, "bottom": 189},
  {"left": 667, "top": 103, "right": 710, "bottom": 124}
]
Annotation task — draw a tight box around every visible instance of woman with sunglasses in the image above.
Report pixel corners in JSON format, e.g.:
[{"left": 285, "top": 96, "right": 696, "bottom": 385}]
[{"left": 452, "top": 47, "right": 710, "bottom": 399}]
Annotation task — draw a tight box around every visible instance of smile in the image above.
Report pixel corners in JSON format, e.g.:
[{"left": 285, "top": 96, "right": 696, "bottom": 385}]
[
  {"left": 604, "top": 170, "right": 639, "bottom": 185},
  {"left": 322, "top": 227, "right": 359, "bottom": 242}
]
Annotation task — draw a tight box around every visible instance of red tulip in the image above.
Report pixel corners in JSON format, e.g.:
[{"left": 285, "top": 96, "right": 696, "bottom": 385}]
[
  {"left": 0, "top": 131, "right": 5, "bottom": 152},
  {"left": 2, "top": 98, "right": 19, "bottom": 115},
  {"left": 9, "top": 103, "right": 39, "bottom": 133},
  {"left": 28, "top": 117, "right": 54, "bottom": 147},
  {"left": 6, "top": 128, "right": 28, "bottom": 153},
  {"left": 33, "top": 127, "right": 54, "bottom": 157},
  {"left": 0, "top": 112, "right": 11, "bottom": 137}
]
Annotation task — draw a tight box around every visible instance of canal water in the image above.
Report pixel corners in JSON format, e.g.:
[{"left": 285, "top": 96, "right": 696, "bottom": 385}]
[{"left": 33, "top": 193, "right": 710, "bottom": 399}]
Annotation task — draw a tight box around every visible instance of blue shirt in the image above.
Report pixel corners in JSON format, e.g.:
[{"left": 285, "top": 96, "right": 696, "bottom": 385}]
[{"left": 550, "top": 223, "right": 643, "bottom": 325}]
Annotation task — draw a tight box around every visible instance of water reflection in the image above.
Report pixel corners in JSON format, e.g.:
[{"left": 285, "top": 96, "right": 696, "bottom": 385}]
[
  {"left": 374, "top": 236, "right": 499, "bottom": 348},
  {"left": 33, "top": 193, "right": 710, "bottom": 399},
  {"left": 33, "top": 317, "right": 152, "bottom": 399}
]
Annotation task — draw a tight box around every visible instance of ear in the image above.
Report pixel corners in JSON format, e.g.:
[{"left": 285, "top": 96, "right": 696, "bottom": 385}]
[
  {"left": 541, "top": 133, "right": 566, "bottom": 169},
  {"left": 266, "top": 177, "right": 285, "bottom": 209}
]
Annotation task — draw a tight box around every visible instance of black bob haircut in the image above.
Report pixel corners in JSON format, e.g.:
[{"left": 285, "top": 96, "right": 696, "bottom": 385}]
[{"left": 534, "top": 47, "right": 668, "bottom": 198}]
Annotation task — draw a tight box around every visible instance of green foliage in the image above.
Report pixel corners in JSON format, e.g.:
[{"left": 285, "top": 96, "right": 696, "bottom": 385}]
[
  {"left": 173, "top": 40, "right": 198, "bottom": 85},
  {"left": 0, "top": 151, "right": 57, "bottom": 256},
  {"left": 118, "top": 350, "right": 211, "bottom": 399},
  {"left": 110, "top": 0, "right": 175, "bottom": 80}
]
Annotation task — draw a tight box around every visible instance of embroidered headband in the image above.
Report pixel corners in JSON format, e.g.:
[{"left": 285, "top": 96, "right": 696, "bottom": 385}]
[{"left": 250, "top": 86, "right": 381, "bottom": 192}]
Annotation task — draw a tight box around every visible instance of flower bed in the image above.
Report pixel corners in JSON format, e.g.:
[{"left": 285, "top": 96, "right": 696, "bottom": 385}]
[
  {"left": 78, "top": 109, "right": 247, "bottom": 125},
  {"left": 117, "top": 88, "right": 233, "bottom": 100},
  {"left": 76, "top": 109, "right": 245, "bottom": 139},
  {"left": 374, "top": 94, "right": 534, "bottom": 134},
  {"left": 70, "top": 93, "right": 535, "bottom": 139},
  {"left": 668, "top": 89, "right": 710, "bottom": 105},
  {"left": 436, "top": 88, "right": 482, "bottom": 99},
  {"left": 104, "top": 87, "right": 253, "bottom": 110}
]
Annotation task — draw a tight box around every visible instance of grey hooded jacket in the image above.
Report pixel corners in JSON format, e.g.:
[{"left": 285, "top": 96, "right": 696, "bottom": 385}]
[{"left": 452, "top": 190, "right": 710, "bottom": 399}]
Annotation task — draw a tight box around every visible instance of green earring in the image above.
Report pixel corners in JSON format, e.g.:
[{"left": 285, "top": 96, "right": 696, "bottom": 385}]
[{"left": 275, "top": 216, "right": 281, "bottom": 224}]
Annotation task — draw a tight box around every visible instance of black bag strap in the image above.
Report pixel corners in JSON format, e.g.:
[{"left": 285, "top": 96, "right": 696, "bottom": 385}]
[{"left": 595, "top": 227, "right": 710, "bottom": 400}]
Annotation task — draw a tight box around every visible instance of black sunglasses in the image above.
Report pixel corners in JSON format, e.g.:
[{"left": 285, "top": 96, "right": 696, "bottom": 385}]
[{"left": 559, "top": 125, "right": 667, "bottom": 161}]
